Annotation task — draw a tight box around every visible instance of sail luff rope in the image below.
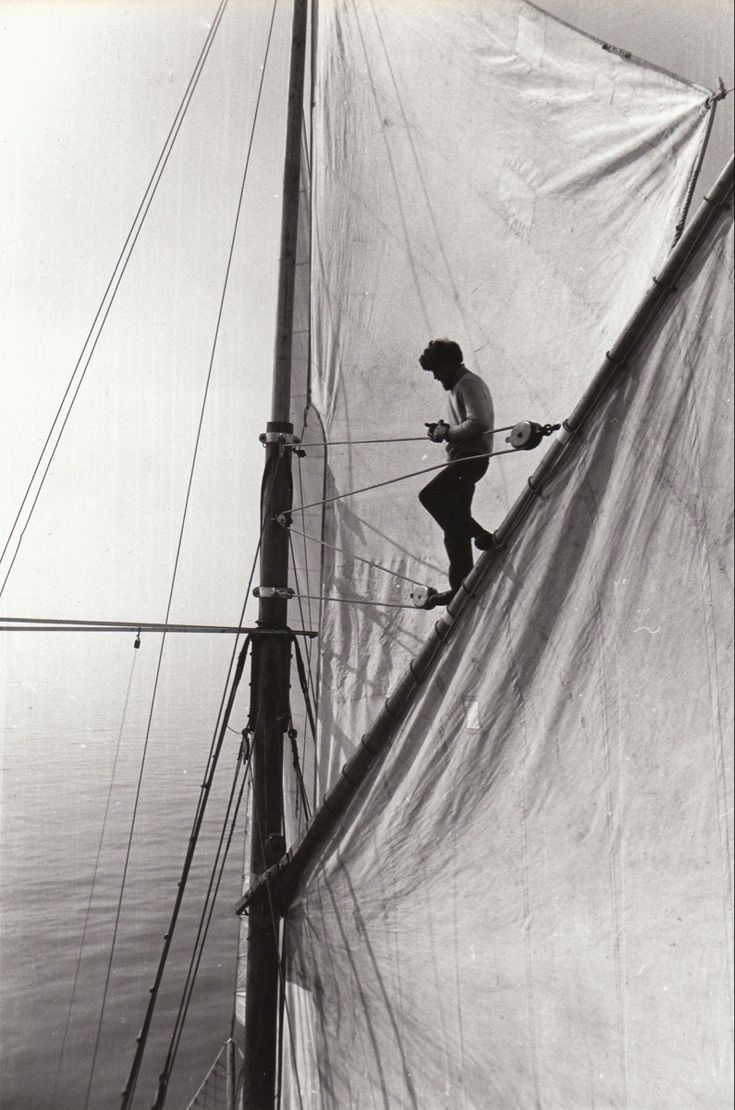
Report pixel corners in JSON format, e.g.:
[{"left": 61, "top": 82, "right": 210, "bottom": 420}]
[
  {"left": 0, "top": 0, "right": 230, "bottom": 602},
  {"left": 286, "top": 533, "right": 321, "bottom": 738},
  {"left": 288, "top": 521, "right": 427, "bottom": 588},
  {"left": 285, "top": 446, "right": 520, "bottom": 515},
  {"left": 292, "top": 455, "right": 320, "bottom": 694}
]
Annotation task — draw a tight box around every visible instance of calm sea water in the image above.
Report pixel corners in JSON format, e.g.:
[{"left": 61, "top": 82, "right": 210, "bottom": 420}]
[{"left": 1, "top": 635, "right": 251, "bottom": 1110}]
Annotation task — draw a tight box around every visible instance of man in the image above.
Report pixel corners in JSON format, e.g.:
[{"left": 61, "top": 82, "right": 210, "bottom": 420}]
[{"left": 418, "top": 338, "right": 495, "bottom": 608}]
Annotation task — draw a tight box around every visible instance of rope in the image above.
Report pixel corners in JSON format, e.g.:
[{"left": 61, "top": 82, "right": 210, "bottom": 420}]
[
  {"left": 286, "top": 535, "right": 321, "bottom": 768},
  {"left": 705, "top": 78, "right": 733, "bottom": 107},
  {"left": 242, "top": 743, "right": 305, "bottom": 1110},
  {"left": 292, "top": 639, "right": 318, "bottom": 747},
  {"left": 122, "top": 639, "right": 251, "bottom": 1110},
  {"left": 55, "top": 649, "right": 138, "bottom": 1107},
  {"left": 286, "top": 528, "right": 322, "bottom": 821},
  {"left": 287, "top": 722, "right": 312, "bottom": 826},
  {"left": 301, "top": 425, "right": 513, "bottom": 447},
  {"left": 285, "top": 446, "right": 519, "bottom": 516},
  {"left": 121, "top": 446, "right": 279, "bottom": 1109},
  {"left": 294, "top": 592, "right": 419, "bottom": 610},
  {"left": 0, "top": 0, "right": 231, "bottom": 602},
  {"left": 288, "top": 522, "right": 427, "bottom": 589},
  {"left": 154, "top": 735, "right": 253, "bottom": 1107}
]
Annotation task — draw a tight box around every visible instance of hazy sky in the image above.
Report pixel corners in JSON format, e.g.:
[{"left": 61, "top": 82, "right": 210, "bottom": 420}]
[
  {"left": 0, "top": 2, "right": 731, "bottom": 1104},
  {"left": 1, "top": 0, "right": 732, "bottom": 629}
]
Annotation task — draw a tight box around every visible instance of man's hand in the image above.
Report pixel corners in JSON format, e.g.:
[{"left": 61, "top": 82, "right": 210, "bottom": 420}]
[{"left": 428, "top": 420, "right": 450, "bottom": 443}]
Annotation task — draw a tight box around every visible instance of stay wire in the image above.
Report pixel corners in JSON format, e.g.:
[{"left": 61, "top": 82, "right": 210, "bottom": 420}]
[
  {"left": 123, "top": 637, "right": 252, "bottom": 1110},
  {"left": 122, "top": 9, "right": 284, "bottom": 1089},
  {"left": 242, "top": 747, "right": 305, "bottom": 1110},
  {"left": 54, "top": 648, "right": 138, "bottom": 1107},
  {"left": 123, "top": 445, "right": 280, "bottom": 1108},
  {"left": 0, "top": 0, "right": 230, "bottom": 602},
  {"left": 286, "top": 446, "right": 520, "bottom": 516},
  {"left": 159, "top": 734, "right": 254, "bottom": 1103},
  {"left": 302, "top": 425, "right": 514, "bottom": 447}
]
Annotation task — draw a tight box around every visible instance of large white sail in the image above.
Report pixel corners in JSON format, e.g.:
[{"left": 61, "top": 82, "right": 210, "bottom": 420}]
[
  {"left": 304, "top": 0, "right": 716, "bottom": 789},
  {"left": 282, "top": 200, "right": 734, "bottom": 1109}
]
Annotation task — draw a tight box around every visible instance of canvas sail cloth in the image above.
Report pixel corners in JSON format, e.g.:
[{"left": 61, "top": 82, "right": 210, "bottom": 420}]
[
  {"left": 306, "top": 0, "right": 715, "bottom": 788},
  {"left": 281, "top": 207, "right": 734, "bottom": 1107}
]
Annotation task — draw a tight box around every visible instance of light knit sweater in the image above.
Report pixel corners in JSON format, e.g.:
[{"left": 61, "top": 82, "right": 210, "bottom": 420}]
[{"left": 445, "top": 368, "right": 494, "bottom": 461}]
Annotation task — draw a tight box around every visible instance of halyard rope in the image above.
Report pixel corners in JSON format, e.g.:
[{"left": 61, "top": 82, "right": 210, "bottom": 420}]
[{"left": 283, "top": 446, "right": 519, "bottom": 517}]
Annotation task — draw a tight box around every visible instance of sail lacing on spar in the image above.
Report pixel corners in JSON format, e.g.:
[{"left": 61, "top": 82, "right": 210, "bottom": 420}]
[{"left": 0, "top": 0, "right": 232, "bottom": 604}]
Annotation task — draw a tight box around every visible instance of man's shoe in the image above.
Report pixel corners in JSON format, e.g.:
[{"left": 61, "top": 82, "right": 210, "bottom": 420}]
[
  {"left": 473, "top": 530, "right": 495, "bottom": 551},
  {"left": 421, "top": 588, "right": 456, "bottom": 610}
]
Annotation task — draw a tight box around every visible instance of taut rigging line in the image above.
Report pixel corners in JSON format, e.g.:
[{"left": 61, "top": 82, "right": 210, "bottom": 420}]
[
  {"left": 120, "top": 637, "right": 252, "bottom": 1110},
  {"left": 0, "top": 0, "right": 231, "bottom": 603},
  {"left": 281, "top": 444, "right": 540, "bottom": 519}
]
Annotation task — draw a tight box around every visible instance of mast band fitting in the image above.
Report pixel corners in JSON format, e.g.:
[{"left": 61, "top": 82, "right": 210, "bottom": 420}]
[
  {"left": 555, "top": 423, "right": 574, "bottom": 446},
  {"left": 259, "top": 431, "right": 302, "bottom": 445},
  {"left": 652, "top": 275, "right": 678, "bottom": 293},
  {"left": 253, "top": 586, "right": 295, "bottom": 599}
]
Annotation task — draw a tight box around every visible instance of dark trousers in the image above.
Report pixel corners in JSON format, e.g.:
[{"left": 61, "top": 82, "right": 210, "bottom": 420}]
[{"left": 418, "top": 457, "right": 489, "bottom": 590}]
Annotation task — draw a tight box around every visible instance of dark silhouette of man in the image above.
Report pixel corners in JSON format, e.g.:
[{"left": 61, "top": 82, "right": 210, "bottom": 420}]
[{"left": 419, "top": 338, "right": 494, "bottom": 608}]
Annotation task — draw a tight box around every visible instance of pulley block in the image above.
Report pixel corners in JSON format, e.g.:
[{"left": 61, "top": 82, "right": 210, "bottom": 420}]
[{"left": 506, "top": 420, "right": 560, "bottom": 451}]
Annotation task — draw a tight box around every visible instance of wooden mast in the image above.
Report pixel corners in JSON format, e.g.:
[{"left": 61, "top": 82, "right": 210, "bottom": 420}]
[{"left": 241, "top": 0, "right": 308, "bottom": 1106}]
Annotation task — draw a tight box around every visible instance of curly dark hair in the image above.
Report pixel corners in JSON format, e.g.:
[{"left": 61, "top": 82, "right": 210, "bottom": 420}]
[{"left": 418, "top": 338, "right": 463, "bottom": 371}]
